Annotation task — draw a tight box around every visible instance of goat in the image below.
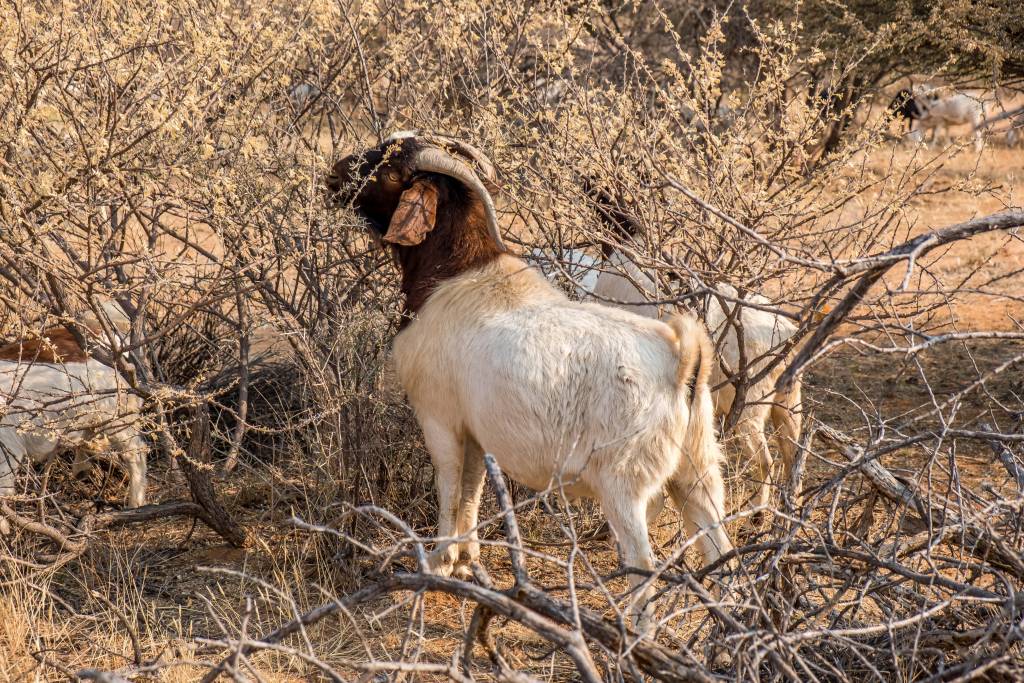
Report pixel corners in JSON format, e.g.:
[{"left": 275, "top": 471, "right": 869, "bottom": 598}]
[
  {"left": 909, "top": 87, "right": 985, "bottom": 151},
  {"left": 289, "top": 82, "right": 321, "bottom": 111},
  {"left": 1008, "top": 113, "right": 1024, "bottom": 147},
  {"left": 0, "top": 304, "right": 146, "bottom": 534},
  {"left": 535, "top": 193, "right": 802, "bottom": 516},
  {"left": 527, "top": 246, "right": 602, "bottom": 294},
  {"left": 327, "top": 132, "right": 732, "bottom": 625}
]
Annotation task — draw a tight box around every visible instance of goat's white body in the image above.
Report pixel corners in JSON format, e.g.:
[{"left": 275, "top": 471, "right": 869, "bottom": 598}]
[
  {"left": 0, "top": 359, "right": 147, "bottom": 521},
  {"left": 704, "top": 284, "right": 797, "bottom": 410},
  {"left": 592, "top": 251, "right": 663, "bottom": 317},
  {"left": 912, "top": 91, "right": 984, "bottom": 151},
  {"left": 398, "top": 258, "right": 695, "bottom": 497},
  {"left": 578, "top": 251, "right": 802, "bottom": 512},
  {"left": 394, "top": 256, "right": 730, "bottom": 623},
  {"left": 79, "top": 300, "right": 132, "bottom": 353}
]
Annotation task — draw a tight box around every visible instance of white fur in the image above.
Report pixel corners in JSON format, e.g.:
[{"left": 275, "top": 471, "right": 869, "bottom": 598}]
[
  {"left": 911, "top": 89, "right": 985, "bottom": 152},
  {"left": 0, "top": 359, "right": 147, "bottom": 532},
  {"left": 526, "top": 246, "right": 601, "bottom": 294},
  {"left": 79, "top": 300, "right": 132, "bottom": 353},
  {"left": 591, "top": 250, "right": 663, "bottom": 318},
  {"left": 393, "top": 255, "right": 731, "bottom": 626},
  {"left": 566, "top": 249, "right": 803, "bottom": 513}
]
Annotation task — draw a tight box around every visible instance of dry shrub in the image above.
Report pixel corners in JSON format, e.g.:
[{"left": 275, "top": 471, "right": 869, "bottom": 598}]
[{"left": 0, "top": 0, "right": 1022, "bottom": 681}]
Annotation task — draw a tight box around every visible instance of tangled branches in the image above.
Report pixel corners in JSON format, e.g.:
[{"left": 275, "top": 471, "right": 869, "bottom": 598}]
[{"left": 1, "top": 0, "right": 1023, "bottom": 680}]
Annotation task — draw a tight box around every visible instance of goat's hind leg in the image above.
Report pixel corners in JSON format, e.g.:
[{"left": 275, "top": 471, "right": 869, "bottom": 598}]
[
  {"left": 120, "top": 448, "right": 148, "bottom": 508},
  {"left": 110, "top": 433, "right": 148, "bottom": 508},
  {"left": 666, "top": 462, "right": 733, "bottom": 567},
  {"left": 600, "top": 488, "right": 657, "bottom": 632}
]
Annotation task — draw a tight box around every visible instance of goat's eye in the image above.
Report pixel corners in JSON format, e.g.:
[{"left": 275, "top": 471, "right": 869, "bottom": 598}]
[{"left": 384, "top": 170, "right": 401, "bottom": 183}]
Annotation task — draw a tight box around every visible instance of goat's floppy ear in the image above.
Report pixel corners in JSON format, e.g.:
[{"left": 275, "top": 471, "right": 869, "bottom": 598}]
[{"left": 383, "top": 179, "right": 439, "bottom": 246}]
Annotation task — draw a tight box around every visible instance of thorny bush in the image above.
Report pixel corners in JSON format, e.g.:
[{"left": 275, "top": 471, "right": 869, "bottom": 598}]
[{"left": 1, "top": 0, "right": 1022, "bottom": 681}]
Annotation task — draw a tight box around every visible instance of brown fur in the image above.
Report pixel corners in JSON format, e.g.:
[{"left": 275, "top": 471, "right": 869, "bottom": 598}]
[
  {"left": 392, "top": 182, "right": 504, "bottom": 321},
  {"left": 0, "top": 327, "right": 88, "bottom": 363},
  {"left": 326, "top": 138, "right": 504, "bottom": 323}
]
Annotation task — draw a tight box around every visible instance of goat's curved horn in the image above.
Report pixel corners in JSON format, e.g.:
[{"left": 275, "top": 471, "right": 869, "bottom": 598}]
[
  {"left": 411, "top": 147, "right": 505, "bottom": 252},
  {"left": 419, "top": 135, "right": 498, "bottom": 187}
]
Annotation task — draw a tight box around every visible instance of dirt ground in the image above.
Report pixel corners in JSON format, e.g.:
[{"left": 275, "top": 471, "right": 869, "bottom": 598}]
[{"left": 1, "top": 140, "right": 1022, "bottom": 681}]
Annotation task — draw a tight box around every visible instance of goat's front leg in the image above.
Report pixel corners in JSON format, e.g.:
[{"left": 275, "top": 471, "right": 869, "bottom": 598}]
[
  {"left": 771, "top": 382, "right": 803, "bottom": 492},
  {"left": 454, "top": 438, "right": 486, "bottom": 579},
  {"left": 0, "top": 443, "right": 26, "bottom": 535},
  {"left": 734, "top": 413, "right": 774, "bottom": 515},
  {"left": 420, "top": 419, "right": 465, "bottom": 577}
]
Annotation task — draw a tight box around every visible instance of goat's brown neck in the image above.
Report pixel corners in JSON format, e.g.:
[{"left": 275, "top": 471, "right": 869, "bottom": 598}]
[{"left": 392, "top": 191, "right": 503, "bottom": 324}]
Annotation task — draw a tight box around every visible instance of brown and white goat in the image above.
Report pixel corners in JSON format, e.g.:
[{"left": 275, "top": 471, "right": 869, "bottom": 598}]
[
  {"left": 0, "top": 300, "right": 132, "bottom": 363},
  {"left": 327, "top": 133, "right": 732, "bottom": 625},
  {"left": 0, "top": 303, "right": 146, "bottom": 533}
]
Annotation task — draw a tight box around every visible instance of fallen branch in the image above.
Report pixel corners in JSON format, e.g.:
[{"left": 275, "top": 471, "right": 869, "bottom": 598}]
[
  {"left": 0, "top": 501, "right": 85, "bottom": 553},
  {"left": 816, "top": 425, "right": 1024, "bottom": 578},
  {"left": 93, "top": 500, "right": 209, "bottom": 527}
]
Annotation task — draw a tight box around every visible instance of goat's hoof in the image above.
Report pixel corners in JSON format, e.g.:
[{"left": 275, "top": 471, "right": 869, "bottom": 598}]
[
  {"left": 427, "top": 551, "right": 456, "bottom": 577},
  {"left": 743, "top": 507, "right": 772, "bottom": 533},
  {"left": 709, "top": 647, "right": 733, "bottom": 670},
  {"left": 453, "top": 562, "right": 474, "bottom": 581}
]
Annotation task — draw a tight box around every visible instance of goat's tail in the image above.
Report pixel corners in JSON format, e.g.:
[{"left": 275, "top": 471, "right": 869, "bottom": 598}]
[{"left": 668, "top": 313, "right": 723, "bottom": 473}]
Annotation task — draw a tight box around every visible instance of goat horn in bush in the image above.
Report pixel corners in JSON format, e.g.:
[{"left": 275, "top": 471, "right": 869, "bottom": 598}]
[{"left": 410, "top": 146, "right": 505, "bottom": 252}]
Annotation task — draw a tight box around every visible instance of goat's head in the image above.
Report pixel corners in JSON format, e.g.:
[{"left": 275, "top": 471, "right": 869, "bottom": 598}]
[
  {"left": 326, "top": 132, "right": 504, "bottom": 250},
  {"left": 326, "top": 133, "right": 506, "bottom": 316},
  {"left": 890, "top": 88, "right": 926, "bottom": 121}
]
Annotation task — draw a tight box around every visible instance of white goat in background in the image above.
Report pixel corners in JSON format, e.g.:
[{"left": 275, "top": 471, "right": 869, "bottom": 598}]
[
  {"left": 0, "top": 303, "right": 147, "bottom": 534},
  {"left": 911, "top": 86, "right": 985, "bottom": 152},
  {"left": 0, "top": 360, "right": 148, "bottom": 533}
]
